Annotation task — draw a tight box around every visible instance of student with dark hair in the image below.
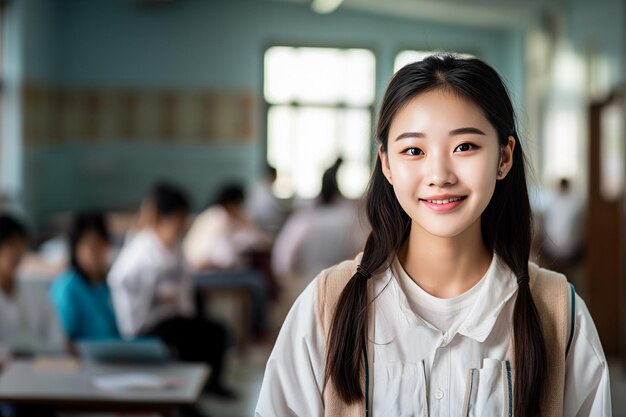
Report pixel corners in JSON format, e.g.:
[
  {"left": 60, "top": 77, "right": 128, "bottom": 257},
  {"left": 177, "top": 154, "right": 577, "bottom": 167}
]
[
  {"left": 184, "top": 183, "right": 269, "bottom": 271},
  {"left": 109, "top": 182, "right": 235, "bottom": 398},
  {"left": 246, "top": 164, "right": 284, "bottom": 235},
  {"left": 0, "top": 215, "right": 65, "bottom": 358},
  {"left": 50, "top": 211, "right": 120, "bottom": 342},
  {"left": 256, "top": 55, "right": 610, "bottom": 416},
  {"left": 214, "top": 184, "right": 245, "bottom": 208},
  {"left": 540, "top": 177, "right": 585, "bottom": 264},
  {"left": 272, "top": 159, "right": 368, "bottom": 308},
  {"left": 319, "top": 157, "right": 343, "bottom": 205},
  {"left": 183, "top": 183, "right": 271, "bottom": 337},
  {"left": 0, "top": 215, "right": 57, "bottom": 417}
]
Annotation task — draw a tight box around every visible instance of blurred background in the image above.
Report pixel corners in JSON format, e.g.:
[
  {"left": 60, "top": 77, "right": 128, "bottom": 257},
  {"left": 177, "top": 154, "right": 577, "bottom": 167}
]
[{"left": 0, "top": 0, "right": 625, "bottom": 416}]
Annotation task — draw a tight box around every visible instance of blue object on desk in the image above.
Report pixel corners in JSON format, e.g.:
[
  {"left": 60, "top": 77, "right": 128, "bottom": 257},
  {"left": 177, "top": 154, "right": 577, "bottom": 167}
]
[{"left": 77, "top": 338, "right": 171, "bottom": 364}]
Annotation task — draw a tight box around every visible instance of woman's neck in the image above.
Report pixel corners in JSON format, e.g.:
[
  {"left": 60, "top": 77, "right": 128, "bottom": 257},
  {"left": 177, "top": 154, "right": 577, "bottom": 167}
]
[{"left": 398, "top": 219, "right": 492, "bottom": 299}]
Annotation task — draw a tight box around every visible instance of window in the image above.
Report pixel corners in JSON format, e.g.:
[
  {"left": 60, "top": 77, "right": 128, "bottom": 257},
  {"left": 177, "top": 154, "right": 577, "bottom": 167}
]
[
  {"left": 264, "top": 46, "right": 375, "bottom": 199},
  {"left": 394, "top": 50, "right": 474, "bottom": 73}
]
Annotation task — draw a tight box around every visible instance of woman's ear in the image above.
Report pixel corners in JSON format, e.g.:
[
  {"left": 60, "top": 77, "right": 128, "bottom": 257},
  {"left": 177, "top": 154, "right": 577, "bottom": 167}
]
[
  {"left": 378, "top": 146, "right": 393, "bottom": 185},
  {"left": 497, "top": 136, "right": 516, "bottom": 180}
]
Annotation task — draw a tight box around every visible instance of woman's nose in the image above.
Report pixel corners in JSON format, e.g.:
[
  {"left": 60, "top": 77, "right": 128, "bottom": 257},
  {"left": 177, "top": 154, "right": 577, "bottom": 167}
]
[{"left": 424, "top": 155, "right": 457, "bottom": 187}]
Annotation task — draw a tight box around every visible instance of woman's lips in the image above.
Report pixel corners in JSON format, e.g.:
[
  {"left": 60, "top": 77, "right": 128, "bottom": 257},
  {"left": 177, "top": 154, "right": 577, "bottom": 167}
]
[{"left": 420, "top": 196, "right": 467, "bottom": 212}]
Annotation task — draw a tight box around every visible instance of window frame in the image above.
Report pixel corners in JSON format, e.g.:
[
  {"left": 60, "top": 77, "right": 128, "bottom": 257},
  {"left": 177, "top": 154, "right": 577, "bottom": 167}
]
[{"left": 261, "top": 43, "right": 377, "bottom": 199}]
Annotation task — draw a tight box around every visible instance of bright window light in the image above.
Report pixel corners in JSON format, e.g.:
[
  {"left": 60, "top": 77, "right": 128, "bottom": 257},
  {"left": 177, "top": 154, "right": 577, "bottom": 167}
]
[
  {"left": 543, "top": 107, "right": 579, "bottom": 179},
  {"left": 265, "top": 47, "right": 375, "bottom": 199}
]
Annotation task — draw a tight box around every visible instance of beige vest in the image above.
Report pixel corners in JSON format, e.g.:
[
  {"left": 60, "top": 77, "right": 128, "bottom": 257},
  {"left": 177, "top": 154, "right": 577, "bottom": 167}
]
[{"left": 315, "top": 253, "right": 572, "bottom": 417}]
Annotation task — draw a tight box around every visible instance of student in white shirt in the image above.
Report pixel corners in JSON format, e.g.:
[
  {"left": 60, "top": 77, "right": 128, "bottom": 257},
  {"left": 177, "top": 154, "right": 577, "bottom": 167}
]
[
  {"left": 183, "top": 183, "right": 272, "bottom": 336},
  {"left": 0, "top": 215, "right": 65, "bottom": 360},
  {"left": 246, "top": 164, "right": 285, "bottom": 236},
  {"left": 541, "top": 178, "right": 585, "bottom": 261},
  {"left": 272, "top": 159, "right": 368, "bottom": 303},
  {"left": 109, "top": 183, "right": 235, "bottom": 398},
  {"left": 256, "top": 55, "right": 611, "bottom": 416},
  {"left": 184, "top": 183, "right": 270, "bottom": 271}
]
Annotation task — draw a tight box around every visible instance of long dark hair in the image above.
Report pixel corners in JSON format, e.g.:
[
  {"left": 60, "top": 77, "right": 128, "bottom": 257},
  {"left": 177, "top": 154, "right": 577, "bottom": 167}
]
[
  {"left": 0, "top": 215, "right": 27, "bottom": 247},
  {"left": 69, "top": 211, "right": 110, "bottom": 281},
  {"left": 325, "top": 54, "right": 546, "bottom": 416},
  {"left": 152, "top": 182, "right": 191, "bottom": 215}
]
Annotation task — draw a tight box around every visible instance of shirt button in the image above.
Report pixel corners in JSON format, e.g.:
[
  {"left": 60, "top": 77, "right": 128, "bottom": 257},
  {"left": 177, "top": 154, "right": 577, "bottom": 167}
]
[{"left": 435, "top": 389, "right": 445, "bottom": 400}]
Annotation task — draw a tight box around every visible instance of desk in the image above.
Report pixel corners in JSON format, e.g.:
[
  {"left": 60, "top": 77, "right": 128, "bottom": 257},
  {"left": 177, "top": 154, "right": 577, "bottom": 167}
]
[
  {"left": 0, "top": 360, "right": 209, "bottom": 417},
  {"left": 195, "top": 270, "right": 267, "bottom": 355}
]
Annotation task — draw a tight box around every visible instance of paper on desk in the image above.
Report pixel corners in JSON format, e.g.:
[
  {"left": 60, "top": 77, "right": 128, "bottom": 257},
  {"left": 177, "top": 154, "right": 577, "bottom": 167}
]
[{"left": 92, "top": 373, "right": 180, "bottom": 391}]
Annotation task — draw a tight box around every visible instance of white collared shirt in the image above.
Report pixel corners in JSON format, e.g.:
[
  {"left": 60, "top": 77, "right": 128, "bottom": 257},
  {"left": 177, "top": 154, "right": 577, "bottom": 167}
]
[
  {"left": 108, "top": 230, "right": 194, "bottom": 338},
  {"left": 183, "top": 206, "right": 266, "bottom": 270},
  {"left": 255, "top": 254, "right": 611, "bottom": 417},
  {"left": 272, "top": 200, "right": 368, "bottom": 287},
  {"left": 0, "top": 281, "right": 65, "bottom": 356}
]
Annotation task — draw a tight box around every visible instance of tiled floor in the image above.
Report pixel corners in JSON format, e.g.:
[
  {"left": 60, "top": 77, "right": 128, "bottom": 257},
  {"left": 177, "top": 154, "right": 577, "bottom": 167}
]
[{"left": 199, "top": 346, "right": 270, "bottom": 417}]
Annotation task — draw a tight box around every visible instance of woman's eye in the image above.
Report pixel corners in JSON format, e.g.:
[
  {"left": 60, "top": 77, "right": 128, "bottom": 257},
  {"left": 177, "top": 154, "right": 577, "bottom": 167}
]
[
  {"left": 403, "top": 147, "right": 424, "bottom": 156},
  {"left": 454, "top": 143, "right": 477, "bottom": 152}
]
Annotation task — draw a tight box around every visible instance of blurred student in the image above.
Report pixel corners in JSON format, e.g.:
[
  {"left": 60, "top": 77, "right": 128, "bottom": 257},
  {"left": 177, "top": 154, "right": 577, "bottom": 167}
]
[
  {"left": 50, "top": 212, "right": 120, "bottom": 342},
  {"left": 184, "top": 184, "right": 270, "bottom": 271},
  {"left": 246, "top": 165, "right": 285, "bottom": 236},
  {"left": 123, "top": 194, "right": 156, "bottom": 245},
  {"left": 0, "top": 215, "right": 65, "bottom": 359},
  {"left": 272, "top": 159, "right": 368, "bottom": 298},
  {"left": 108, "top": 183, "right": 234, "bottom": 397},
  {"left": 184, "top": 183, "right": 271, "bottom": 336},
  {"left": 541, "top": 178, "right": 585, "bottom": 262}
]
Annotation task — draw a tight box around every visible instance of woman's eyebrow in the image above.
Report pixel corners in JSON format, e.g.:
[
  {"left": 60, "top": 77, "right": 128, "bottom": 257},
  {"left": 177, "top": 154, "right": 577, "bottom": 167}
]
[
  {"left": 449, "top": 127, "right": 486, "bottom": 136},
  {"left": 394, "top": 131, "right": 425, "bottom": 141},
  {"left": 394, "top": 127, "right": 486, "bottom": 142}
]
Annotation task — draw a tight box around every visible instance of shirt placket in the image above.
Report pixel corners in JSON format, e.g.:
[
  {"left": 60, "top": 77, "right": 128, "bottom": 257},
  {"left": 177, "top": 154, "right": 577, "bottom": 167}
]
[{"left": 429, "top": 333, "right": 452, "bottom": 417}]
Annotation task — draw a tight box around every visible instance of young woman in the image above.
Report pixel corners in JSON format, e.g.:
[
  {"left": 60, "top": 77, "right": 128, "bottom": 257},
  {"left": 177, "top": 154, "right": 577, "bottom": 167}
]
[
  {"left": 255, "top": 55, "right": 610, "bottom": 416},
  {"left": 50, "top": 211, "right": 120, "bottom": 342}
]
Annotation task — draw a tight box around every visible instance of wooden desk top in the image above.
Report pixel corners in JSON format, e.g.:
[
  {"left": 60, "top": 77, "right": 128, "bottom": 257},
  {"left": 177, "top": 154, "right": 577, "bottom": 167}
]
[{"left": 0, "top": 360, "right": 209, "bottom": 409}]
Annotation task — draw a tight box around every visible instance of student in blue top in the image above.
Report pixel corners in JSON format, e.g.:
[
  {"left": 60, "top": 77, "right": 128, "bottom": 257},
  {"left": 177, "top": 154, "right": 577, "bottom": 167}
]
[{"left": 50, "top": 211, "right": 120, "bottom": 342}]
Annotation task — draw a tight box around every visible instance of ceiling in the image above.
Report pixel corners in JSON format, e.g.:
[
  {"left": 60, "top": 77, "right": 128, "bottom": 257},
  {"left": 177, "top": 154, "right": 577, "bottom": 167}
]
[{"left": 267, "top": 0, "right": 564, "bottom": 29}]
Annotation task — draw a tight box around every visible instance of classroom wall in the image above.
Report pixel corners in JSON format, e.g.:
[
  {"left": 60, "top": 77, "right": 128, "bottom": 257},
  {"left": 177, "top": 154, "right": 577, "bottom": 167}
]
[
  {"left": 1, "top": 0, "right": 59, "bottom": 219},
  {"left": 567, "top": 0, "right": 625, "bottom": 92},
  {"left": 18, "top": 0, "right": 524, "bottom": 226},
  {"left": 0, "top": 0, "right": 25, "bottom": 207}
]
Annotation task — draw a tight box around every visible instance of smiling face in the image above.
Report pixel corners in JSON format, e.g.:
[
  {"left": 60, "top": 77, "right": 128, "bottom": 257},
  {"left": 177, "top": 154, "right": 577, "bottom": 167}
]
[{"left": 379, "top": 88, "right": 515, "bottom": 240}]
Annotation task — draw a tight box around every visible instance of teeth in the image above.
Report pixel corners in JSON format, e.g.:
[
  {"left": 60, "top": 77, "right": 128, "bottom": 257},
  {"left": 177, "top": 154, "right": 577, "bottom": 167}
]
[{"left": 425, "top": 197, "right": 463, "bottom": 204}]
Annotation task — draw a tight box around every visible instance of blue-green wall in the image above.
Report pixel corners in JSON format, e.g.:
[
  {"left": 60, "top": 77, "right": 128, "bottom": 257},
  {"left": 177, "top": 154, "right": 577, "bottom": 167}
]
[
  {"left": 20, "top": 0, "right": 524, "bottom": 224},
  {"left": 567, "top": 0, "right": 625, "bottom": 90}
]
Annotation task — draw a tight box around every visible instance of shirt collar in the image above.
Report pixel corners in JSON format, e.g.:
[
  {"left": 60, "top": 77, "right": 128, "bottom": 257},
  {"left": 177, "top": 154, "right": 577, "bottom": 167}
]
[{"left": 386, "top": 252, "right": 518, "bottom": 343}]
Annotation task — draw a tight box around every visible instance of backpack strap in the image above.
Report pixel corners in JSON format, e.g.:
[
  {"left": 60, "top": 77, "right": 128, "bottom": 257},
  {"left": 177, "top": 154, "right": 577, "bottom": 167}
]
[
  {"left": 316, "top": 253, "right": 365, "bottom": 417},
  {"left": 315, "top": 253, "right": 362, "bottom": 336},
  {"left": 566, "top": 282, "right": 576, "bottom": 358},
  {"left": 524, "top": 262, "right": 570, "bottom": 416}
]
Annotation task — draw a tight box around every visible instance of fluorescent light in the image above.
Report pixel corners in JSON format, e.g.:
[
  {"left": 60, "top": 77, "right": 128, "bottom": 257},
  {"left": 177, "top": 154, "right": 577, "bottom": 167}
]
[{"left": 311, "top": 0, "right": 344, "bottom": 14}]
